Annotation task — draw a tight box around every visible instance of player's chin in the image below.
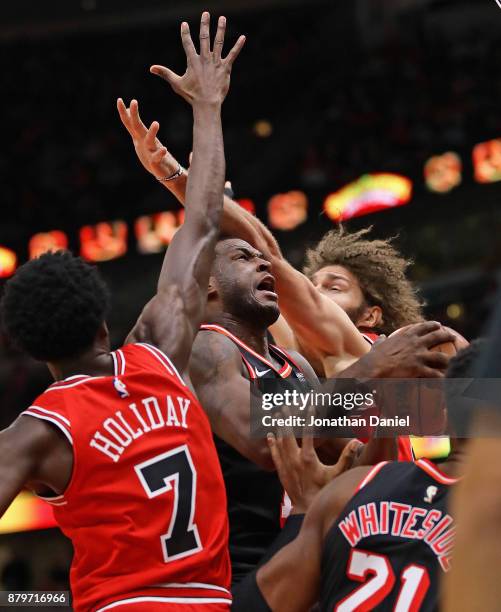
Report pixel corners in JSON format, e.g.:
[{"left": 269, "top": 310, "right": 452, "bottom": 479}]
[{"left": 251, "top": 294, "right": 280, "bottom": 324}]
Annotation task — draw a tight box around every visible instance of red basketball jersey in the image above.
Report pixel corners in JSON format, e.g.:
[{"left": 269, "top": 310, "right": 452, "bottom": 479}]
[{"left": 22, "top": 343, "right": 231, "bottom": 612}]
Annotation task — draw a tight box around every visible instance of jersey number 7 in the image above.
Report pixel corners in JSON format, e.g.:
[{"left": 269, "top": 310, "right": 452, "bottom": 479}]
[{"left": 135, "top": 445, "right": 202, "bottom": 562}]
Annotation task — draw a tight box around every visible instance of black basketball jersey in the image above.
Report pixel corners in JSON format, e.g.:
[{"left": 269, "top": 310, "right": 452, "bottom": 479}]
[
  {"left": 200, "top": 323, "right": 311, "bottom": 585},
  {"left": 320, "top": 459, "right": 458, "bottom": 611}
]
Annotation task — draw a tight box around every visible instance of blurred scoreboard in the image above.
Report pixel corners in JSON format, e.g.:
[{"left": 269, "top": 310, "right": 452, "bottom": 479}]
[{"left": 0, "top": 492, "right": 57, "bottom": 535}]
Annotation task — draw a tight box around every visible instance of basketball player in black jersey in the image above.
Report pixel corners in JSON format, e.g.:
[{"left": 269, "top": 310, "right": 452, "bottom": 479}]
[
  {"left": 118, "top": 87, "right": 460, "bottom": 585},
  {"left": 232, "top": 341, "right": 481, "bottom": 612},
  {"left": 186, "top": 237, "right": 455, "bottom": 584}
]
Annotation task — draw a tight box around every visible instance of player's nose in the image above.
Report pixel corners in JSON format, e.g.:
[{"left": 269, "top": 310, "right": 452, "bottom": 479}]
[{"left": 256, "top": 258, "right": 272, "bottom": 272}]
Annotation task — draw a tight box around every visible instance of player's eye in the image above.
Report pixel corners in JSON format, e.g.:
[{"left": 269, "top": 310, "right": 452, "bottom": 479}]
[{"left": 329, "top": 286, "right": 342, "bottom": 292}]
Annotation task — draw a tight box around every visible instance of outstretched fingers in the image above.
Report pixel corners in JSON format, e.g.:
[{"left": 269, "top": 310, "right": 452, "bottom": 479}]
[
  {"left": 199, "top": 11, "right": 211, "bottom": 58},
  {"left": 150, "top": 64, "right": 182, "bottom": 89},
  {"left": 224, "top": 34, "right": 246, "bottom": 68},
  {"left": 180, "top": 20, "right": 197, "bottom": 63},
  {"left": 213, "top": 16, "right": 226, "bottom": 62},
  {"left": 145, "top": 121, "right": 160, "bottom": 148},
  {"left": 129, "top": 100, "right": 148, "bottom": 136},
  {"left": 327, "top": 439, "right": 361, "bottom": 480},
  {"left": 116, "top": 98, "right": 133, "bottom": 135}
]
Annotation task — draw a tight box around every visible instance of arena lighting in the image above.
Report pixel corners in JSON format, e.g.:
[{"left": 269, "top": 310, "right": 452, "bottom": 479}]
[
  {"left": 411, "top": 437, "right": 451, "bottom": 460},
  {"left": 0, "top": 246, "right": 17, "bottom": 278},
  {"left": 29, "top": 230, "right": 69, "bottom": 260},
  {"left": 267, "top": 191, "right": 308, "bottom": 230},
  {"left": 473, "top": 138, "right": 501, "bottom": 183},
  {"left": 237, "top": 199, "right": 256, "bottom": 214},
  {"left": 135, "top": 211, "right": 182, "bottom": 254},
  {"left": 253, "top": 119, "right": 273, "bottom": 138},
  {"left": 0, "top": 492, "right": 56, "bottom": 534},
  {"left": 447, "top": 303, "right": 464, "bottom": 320},
  {"left": 324, "top": 173, "right": 413, "bottom": 222},
  {"left": 424, "top": 152, "right": 462, "bottom": 193},
  {"left": 80, "top": 220, "right": 128, "bottom": 262}
]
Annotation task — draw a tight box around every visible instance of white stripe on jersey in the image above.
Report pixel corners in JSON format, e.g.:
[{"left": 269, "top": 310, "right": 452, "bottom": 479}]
[{"left": 22, "top": 411, "right": 73, "bottom": 445}]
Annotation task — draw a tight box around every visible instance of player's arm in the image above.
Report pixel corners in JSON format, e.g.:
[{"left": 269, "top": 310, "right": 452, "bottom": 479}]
[
  {"left": 189, "top": 330, "right": 277, "bottom": 470},
  {"left": 119, "top": 14, "right": 245, "bottom": 374},
  {"left": 0, "top": 416, "right": 69, "bottom": 517},
  {"left": 117, "top": 106, "right": 368, "bottom": 364},
  {"left": 234, "top": 429, "right": 368, "bottom": 611}
]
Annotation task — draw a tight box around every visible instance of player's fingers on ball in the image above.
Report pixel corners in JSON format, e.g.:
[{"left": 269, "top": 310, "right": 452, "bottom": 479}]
[
  {"left": 412, "top": 320, "right": 442, "bottom": 337},
  {"left": 423, "top": 351, "right": 450, "bottom": 370},
  {"left": 421, "top": 328, "right": 456, "bottom": 349},
  {"left": 419, "top": 366, "right": 446, "bottom": 379}
]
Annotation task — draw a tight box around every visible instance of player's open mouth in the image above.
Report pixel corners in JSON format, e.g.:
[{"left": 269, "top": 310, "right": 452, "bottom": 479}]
[{"left": 256, "top": 274, "right": 278, "bottom": 301}]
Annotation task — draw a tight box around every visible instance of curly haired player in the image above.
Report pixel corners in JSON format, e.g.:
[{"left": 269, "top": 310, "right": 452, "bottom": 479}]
[
  {"left": 303, "top": 226, "right": 424, "bottom": 337},
  {"left": 0, "top": 13, "right": 245, "bottom": 612}
]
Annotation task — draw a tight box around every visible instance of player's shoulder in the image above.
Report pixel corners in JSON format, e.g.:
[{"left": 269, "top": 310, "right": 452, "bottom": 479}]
[
  {"left": 119, "top": 342, "right": 186, "bottom": 384},
  {"left": 191, "top": 327, "right": 243, "bottom": 369},
  {"left": 307, "top": 465, "right": 376, "bottom": 538}
]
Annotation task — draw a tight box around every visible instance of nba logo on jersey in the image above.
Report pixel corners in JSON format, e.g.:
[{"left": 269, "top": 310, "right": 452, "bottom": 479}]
[
  {"left": 113, "top": 377, "right": 129, "bottom": 398},
  {"left": 424, "top": 485, "right": 438, "bottom": 503},
  {"left": 296, "top": 371, "right": 307, "bottom": 384}
]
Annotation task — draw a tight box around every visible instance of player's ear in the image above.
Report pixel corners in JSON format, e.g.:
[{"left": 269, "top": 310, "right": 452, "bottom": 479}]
[
  {"left": 357, "top": 305, "right": 383, "bottom": 330},
  {"left": 207, "top": 276, "right": 218, "bottom": 301},
  {"left": 97, "top": 320, "right": 110, "bottom": 343}
]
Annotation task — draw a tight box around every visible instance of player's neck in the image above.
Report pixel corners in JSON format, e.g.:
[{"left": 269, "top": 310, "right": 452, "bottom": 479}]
[
  {"left": 210, "top": 313, "right": 270, "bottom": 358},
  {"left": 49, "top": 348, "right": 115, "bottom": 381}
]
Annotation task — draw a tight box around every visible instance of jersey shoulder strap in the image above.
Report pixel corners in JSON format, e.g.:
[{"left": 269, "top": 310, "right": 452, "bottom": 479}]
[{"left": 123, "top": 342, "right": 187, "bottom": 388}]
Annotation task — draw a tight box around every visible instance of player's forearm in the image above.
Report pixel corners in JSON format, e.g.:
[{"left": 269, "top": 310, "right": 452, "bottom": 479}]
[
  {"left": 274, "top": 262, "right": 368, "bottom": 360},
  {"left": 186, "top": 102, "right": 225, "bottom": 231},
  {"left": 161, "top": 165, "right": 282, "bottom": 259},
  {"left": 156, "top": 104, "right": 224, "bottom": 294}
]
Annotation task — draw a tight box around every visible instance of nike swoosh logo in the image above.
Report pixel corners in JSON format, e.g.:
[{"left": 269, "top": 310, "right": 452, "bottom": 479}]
[{"left": 255, "top": 368, "right": 271, "bottom": 377}]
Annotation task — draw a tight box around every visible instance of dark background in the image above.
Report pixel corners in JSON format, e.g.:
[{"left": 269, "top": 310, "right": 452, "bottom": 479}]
[{"left": 0, "top": 0, "right": 500, "bottom": 592}]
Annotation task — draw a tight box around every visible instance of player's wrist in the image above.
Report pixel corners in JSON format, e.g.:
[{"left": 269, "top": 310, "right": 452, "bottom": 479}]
[{"left": 155, "top": 164, "right": 186, "bottom": 183}]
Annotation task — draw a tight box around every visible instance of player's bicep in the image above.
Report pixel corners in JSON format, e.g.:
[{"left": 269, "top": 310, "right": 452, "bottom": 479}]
[
  {"left": 126, "top": 287, "right": 195, "bottom": 374},
  {"left": 0, "top": 417, "right": 54, "bottom": 517},
  {"left": 190, "top": 334, "right": 274, "bottom": 470},
  {"left": 257, "top": 505, "right": 325, "bottom": 611}
]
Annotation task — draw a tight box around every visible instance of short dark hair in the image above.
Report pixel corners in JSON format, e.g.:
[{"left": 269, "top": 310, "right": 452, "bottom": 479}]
[
  {"left": 303, "top": 226, "right": 424, "bottom": 334},
  {"left": 1, "top": 251, "right": 110, "bottom": 361}
]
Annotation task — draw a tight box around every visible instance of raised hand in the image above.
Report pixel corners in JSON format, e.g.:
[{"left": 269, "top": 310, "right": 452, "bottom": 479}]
[
  {"left": 267, "top": 422, "right": 361, "bottom": 514},
  {"left": 150, "top": 12, "right": 245, "bottom": 106},
  {"left": 116, "top": 98, "right": 179, "bottom": 180}
]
